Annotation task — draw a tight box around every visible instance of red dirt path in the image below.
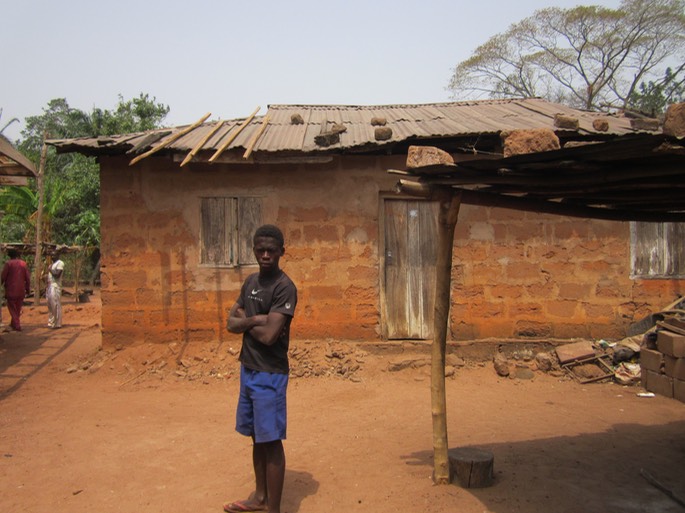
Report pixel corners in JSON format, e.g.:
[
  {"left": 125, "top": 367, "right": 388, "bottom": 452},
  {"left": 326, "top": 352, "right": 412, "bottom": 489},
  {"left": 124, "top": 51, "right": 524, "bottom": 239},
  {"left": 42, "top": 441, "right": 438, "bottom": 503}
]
[{"left": 1, "top": 289, "right": 684, "bottom": 513}]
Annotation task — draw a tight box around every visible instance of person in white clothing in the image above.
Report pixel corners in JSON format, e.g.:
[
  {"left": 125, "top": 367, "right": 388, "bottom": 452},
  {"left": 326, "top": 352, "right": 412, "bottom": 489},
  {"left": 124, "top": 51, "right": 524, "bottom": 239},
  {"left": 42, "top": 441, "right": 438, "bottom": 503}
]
[{"left": 46, "top": 251, "right": 65, "bottom": 329}]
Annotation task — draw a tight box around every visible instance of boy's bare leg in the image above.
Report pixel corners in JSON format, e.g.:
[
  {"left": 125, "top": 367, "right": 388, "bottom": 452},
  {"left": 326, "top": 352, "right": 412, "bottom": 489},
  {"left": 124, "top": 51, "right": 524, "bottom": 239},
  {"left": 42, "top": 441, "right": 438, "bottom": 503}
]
[{"left": 264, "top": 440, "right": 285, "bottom": 513}]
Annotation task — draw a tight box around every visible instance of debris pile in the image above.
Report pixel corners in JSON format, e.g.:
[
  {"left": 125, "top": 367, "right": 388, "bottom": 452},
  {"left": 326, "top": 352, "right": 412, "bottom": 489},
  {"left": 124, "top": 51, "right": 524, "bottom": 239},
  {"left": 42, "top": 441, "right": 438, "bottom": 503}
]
[
  {"left": 386, "top": 353, "right": 466, "bottom": 378},
  {"left": 289, "top": 341, "right": 367, "bottom": 381},
  {"left": 489, "top": 297, "right": 685, "bottom": 397},
  {"left": 490, "top": 338, "right": 645, "bottom": 384},
  {"left": 64, "top": 340, "right": 369, "bottom": 385},
  {"left": 492, "top": 346, "right": 564, "bottom": 380}
]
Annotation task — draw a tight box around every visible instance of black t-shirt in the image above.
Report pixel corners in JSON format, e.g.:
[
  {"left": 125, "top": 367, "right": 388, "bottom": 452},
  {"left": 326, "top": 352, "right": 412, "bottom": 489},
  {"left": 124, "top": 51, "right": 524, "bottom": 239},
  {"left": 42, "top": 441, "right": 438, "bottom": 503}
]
[{"left": 237, "top": 270, "right": 297, "bottom": 374}]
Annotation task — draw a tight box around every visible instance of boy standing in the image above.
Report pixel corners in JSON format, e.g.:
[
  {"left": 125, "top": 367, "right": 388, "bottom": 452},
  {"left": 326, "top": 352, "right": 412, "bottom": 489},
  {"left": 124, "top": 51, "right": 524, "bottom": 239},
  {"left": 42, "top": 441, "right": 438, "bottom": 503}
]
[{"left": 225, "top": 225, "right": 297, "bottom": 513}]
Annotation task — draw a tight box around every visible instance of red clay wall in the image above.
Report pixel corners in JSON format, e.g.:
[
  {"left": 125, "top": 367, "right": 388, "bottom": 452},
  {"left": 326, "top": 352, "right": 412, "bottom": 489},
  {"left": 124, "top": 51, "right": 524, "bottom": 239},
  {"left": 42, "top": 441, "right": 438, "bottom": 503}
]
[
  {"left": 99, "top": 155, "right": 397, "bottom": 348},
  {"left": 99, "top": 155, "right": 684, "bottom": 348},
  {"left": 451, "top": 206, "right": 684, "bottom": 340}
]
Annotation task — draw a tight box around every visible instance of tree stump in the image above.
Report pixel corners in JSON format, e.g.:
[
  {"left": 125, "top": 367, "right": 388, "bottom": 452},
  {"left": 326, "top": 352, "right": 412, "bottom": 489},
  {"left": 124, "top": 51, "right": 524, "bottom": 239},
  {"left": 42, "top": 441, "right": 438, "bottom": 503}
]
[{"left": 448, "top": 447, "right": 494, "bottom": 488}]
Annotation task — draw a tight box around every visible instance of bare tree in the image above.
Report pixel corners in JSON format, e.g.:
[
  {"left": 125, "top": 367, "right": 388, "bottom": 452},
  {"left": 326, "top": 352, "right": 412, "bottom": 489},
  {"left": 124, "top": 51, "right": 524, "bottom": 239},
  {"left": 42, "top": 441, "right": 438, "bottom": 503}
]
[
  {"left": 448, "top": 0, "right": 685, "bottom": 111},
  {"left": 0, "top": 108, "right": 19, "bottom": 136}
]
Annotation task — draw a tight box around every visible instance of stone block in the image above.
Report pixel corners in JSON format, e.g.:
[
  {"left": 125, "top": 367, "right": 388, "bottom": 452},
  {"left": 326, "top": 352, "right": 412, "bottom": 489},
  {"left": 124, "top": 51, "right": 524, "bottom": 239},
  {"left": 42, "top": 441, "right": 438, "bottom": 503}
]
[
  {"left": 501, "top": 129, "right": 560, "bottom": 157},
  {"left": 645, "top": 370, "right": 673, "bottom": 398},
  {"left": 374, "top": 126, "right": 392, "bottom": 141},
  {"left": 592, "top": 118, "right": 609, "bottom": 132},
  {"left": 674, "top": 379, "right": 685, "bottom": 403},
  {"left": 406, "top": 145, "right": 454, "bottom": 168},
  {"left": 554, "top": 114, "right": 579, "bottom": 129},
  {"left": 640, "top": 348, "right": 664, "bottom": 373},
  {"left": 663, "top": 103, "right": 685, "bottom": 138},
  {"left": 665, "top": 357, "right": 685, "bottom": 380},
  {"left": 555, "top": 340, "right": 595, "bottom": 365},
  {"left": 657, "top": 330, "right": 685, "bottom": 357}
]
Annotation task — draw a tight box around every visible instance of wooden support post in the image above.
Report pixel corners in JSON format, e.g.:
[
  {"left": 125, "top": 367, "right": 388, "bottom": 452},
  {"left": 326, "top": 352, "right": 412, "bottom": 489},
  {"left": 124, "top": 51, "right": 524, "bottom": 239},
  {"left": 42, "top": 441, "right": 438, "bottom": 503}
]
[
  {"left": 431, "top": 188, "right": 462, "bottom": 484},
  {"left": 33, "top": 140, "right": 48, "bottom": 305}
]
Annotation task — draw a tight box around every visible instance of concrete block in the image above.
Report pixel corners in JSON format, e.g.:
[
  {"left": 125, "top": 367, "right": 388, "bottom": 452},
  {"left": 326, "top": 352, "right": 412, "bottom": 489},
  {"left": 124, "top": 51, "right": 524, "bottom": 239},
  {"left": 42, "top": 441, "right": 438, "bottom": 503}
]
[
  {"left": 657, "top": 330, "right": 685, "bottom": 357},
  {"left": 640, "top": 348, "right": 664, "bottom": 373},
  {"left": 665, "top": 357, "right": 685, "bottom": 380},
  {"left": 556, "top": 341, "right": 595, "bottom": 365},
  {"left": 645, "top": 370, "right": 673, "bottom": 398},
  {"left": 675, "top": 379, "right": 685, "bottom": 403}
]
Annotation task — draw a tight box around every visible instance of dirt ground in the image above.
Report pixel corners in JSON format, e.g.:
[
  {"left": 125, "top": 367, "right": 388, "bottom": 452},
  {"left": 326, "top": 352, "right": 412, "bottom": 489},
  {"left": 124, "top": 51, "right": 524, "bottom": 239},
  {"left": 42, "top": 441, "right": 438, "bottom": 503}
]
[{"left": 1, "top": 289, "right": 685, "bottom": 513}]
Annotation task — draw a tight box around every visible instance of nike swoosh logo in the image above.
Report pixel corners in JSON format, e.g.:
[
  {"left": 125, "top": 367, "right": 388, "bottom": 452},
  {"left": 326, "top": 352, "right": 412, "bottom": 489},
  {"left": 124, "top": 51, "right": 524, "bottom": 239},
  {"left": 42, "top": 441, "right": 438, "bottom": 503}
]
[{"left": 251, "top": 289, "right": 261, "bottom": 294}]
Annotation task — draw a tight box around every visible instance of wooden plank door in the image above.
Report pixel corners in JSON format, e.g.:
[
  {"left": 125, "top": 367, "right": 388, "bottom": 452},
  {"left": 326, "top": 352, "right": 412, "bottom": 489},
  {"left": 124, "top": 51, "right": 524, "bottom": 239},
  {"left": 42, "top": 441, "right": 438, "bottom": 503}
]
[{"left": 382, "top": 199, "right": 438, "bottom": 339}]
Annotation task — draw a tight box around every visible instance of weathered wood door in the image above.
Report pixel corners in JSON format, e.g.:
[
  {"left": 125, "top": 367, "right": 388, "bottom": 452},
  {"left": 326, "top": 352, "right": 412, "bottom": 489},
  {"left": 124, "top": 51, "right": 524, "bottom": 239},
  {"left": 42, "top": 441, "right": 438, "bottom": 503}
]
[{"left": 382, "top": 199, "right": 438, "bottom": 339}]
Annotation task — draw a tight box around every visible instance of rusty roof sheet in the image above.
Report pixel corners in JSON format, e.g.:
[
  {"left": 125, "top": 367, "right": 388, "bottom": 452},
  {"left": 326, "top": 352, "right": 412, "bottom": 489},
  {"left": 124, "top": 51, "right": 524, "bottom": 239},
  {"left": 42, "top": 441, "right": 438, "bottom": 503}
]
[
  {"left": 394, "top": 134, "right": 685, "bottom": 222},
  {"left": 48, "top": 98, "right": 651, "bottom": 162}
]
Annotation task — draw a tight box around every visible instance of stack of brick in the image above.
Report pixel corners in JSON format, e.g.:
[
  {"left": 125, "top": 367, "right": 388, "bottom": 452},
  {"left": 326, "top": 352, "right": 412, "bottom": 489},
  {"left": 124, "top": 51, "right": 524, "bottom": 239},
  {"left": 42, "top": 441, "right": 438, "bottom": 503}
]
[{"left": 640, "top": 330, "right": 685, "bottom": 403}]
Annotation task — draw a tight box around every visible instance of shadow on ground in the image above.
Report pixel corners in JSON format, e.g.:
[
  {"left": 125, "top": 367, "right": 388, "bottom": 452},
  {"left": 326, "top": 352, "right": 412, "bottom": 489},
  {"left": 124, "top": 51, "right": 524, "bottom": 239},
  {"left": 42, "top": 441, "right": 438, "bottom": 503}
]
[
  {"left": 404, "top": 419, "right": 685, "bottom": 513},
  {"left": 0, "top": 324, "right": 79, "bottom": 400}
]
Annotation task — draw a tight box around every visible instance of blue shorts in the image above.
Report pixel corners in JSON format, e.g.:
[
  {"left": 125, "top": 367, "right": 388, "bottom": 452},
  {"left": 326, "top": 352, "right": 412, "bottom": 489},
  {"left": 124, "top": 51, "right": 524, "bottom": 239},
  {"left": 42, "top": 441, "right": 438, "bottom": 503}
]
[{"left": 235, "top": 366, "right": 288, "bottom": 443}]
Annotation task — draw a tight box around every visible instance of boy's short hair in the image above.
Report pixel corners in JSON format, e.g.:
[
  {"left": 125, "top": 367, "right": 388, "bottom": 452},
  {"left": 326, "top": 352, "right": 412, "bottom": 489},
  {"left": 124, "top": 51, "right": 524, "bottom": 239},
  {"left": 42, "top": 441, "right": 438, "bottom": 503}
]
[{"left": 254, "top": 224, "right": 284, "bottom": 247}]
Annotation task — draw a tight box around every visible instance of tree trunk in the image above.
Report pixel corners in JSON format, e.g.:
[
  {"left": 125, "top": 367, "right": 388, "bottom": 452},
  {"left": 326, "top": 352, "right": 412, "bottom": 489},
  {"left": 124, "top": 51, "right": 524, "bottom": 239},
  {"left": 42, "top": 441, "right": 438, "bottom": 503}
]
[
  {"left": 431, "top": 189, "right": 462, "bottom": 484},
  {"left": 89, "top": 257, "right": 101, "bottom": 286},
  {"left": 448, "top": 447, "right": 495, "bottom": 488}
]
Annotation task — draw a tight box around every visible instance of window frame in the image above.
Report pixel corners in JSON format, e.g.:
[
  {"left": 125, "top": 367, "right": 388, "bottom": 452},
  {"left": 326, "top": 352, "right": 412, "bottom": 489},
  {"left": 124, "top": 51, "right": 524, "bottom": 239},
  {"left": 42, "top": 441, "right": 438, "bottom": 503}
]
[
  {"left": 199, "top": 196, "right": 262, "bottom": 268},
  {"left": 630, "top": 221, "right": 685, "bottom": 279}
]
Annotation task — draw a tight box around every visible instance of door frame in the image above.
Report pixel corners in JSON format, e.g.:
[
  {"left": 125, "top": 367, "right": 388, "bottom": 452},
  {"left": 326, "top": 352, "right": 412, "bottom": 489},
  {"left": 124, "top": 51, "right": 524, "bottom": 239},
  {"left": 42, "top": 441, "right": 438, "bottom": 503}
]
[{"left": 379, "top": 194, "right": 438, "bottom": 340}]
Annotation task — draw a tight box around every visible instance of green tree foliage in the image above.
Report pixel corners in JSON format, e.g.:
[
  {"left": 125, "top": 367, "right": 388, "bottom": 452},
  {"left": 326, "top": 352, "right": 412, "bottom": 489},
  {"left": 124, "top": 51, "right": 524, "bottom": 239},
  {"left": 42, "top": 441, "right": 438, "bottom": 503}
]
[
  {"left": 0, "top": 93, "right": 169, "bottom": 247},
  {"left": 0, "top": 181, "right": 65, "bottom": 243},
  {"left": 448, "top": 0, "right": 685, "bottom": 112},
  {"left": 628, "top": 67, "right": 685, "bottom": 116}
]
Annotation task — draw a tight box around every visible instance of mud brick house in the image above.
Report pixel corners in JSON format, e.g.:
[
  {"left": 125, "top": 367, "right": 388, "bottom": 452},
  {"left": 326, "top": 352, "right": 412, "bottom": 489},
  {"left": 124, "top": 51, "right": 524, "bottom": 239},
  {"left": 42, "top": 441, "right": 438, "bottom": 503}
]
[{"left": 49, "top": 99, "right": 685, "bottom": 349}]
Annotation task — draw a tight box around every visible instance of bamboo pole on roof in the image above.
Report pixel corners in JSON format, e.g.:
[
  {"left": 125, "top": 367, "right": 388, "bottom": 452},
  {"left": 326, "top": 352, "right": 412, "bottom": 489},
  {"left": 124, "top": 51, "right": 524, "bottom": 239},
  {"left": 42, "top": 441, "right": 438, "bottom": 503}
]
[
  {"left": 33, "top": 139, "right": 49, "bottom": 305},
  {"left": 243, "top": 114, "right": 271, "bottom": 159},
  {"left": 180, "top": 120, "right": 225, "bottom": 167},
  {"left": 209, "top": 106, "right": 260, "bottom": 163},
  {"left": 128, "top": 112, "right": 211, "bottom": 166}
]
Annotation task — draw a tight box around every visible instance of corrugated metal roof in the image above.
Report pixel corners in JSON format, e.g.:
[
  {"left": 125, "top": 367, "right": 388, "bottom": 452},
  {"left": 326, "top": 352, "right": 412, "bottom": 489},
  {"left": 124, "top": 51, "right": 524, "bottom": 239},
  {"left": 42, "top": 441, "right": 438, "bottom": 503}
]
[
  {"left": 395, "top": 134, "right": 685, "bottom": 222},
  {"left": 48, "top": 98, "right": 653, "bottom": 162}
]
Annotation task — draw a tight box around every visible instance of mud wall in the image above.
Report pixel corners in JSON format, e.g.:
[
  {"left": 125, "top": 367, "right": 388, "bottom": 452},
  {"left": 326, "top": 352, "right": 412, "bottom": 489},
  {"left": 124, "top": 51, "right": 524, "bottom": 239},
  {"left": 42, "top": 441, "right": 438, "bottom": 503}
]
[
  {"left": 99, "top": 155, "right": 397, "bottom": 348},
  {"left": 451, "top": 206, "right": 683, "bottom": 340},
  {"left": 99, "top": 155, "right": 684, "bottom": 348}
]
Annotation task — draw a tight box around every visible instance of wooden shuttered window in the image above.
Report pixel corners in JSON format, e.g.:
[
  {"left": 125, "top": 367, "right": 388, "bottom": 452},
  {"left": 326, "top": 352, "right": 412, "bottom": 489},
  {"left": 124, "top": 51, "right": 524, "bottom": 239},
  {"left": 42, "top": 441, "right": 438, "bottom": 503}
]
[
  {"left": 630, "top": 222, "right": 685, "bottom": 278},
  {"left": 200, "top": 197, "right": 262, "bottom": 266}
]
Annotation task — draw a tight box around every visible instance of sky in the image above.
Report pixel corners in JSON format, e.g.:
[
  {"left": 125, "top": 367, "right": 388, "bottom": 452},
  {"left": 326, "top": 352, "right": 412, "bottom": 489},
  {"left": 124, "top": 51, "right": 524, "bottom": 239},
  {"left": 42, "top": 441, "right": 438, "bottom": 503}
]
[{"left": 1, "top": 0, "right": 621, "bottom": 143}]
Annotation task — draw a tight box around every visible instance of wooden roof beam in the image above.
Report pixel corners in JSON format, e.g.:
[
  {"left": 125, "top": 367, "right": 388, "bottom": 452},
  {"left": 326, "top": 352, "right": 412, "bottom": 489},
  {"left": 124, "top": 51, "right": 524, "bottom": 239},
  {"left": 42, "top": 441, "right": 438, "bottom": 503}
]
[{"left": 458, "top": 188, "right": 685, "bottom": 222}]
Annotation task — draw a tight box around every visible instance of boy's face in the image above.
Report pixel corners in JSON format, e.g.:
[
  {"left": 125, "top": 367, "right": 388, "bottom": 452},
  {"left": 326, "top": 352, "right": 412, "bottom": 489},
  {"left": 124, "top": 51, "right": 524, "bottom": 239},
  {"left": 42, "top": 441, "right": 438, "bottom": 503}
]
[{"left": 253, "top": 236, "right": 284, "bottom": 272}]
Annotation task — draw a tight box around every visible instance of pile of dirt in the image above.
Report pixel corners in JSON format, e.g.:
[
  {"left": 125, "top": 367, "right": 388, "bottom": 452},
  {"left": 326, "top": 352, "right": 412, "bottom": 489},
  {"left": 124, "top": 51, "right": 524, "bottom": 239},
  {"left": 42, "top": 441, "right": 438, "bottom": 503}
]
[{"left": 62, "top": 339, "right": 377, "bottom": 386}]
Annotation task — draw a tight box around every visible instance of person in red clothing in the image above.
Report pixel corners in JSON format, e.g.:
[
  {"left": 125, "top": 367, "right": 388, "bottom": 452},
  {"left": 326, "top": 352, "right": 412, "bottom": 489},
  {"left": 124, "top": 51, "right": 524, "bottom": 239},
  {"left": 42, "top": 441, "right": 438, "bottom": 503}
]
[{"left": 1, "top": 249, "right": 31, "bottom": 331}]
